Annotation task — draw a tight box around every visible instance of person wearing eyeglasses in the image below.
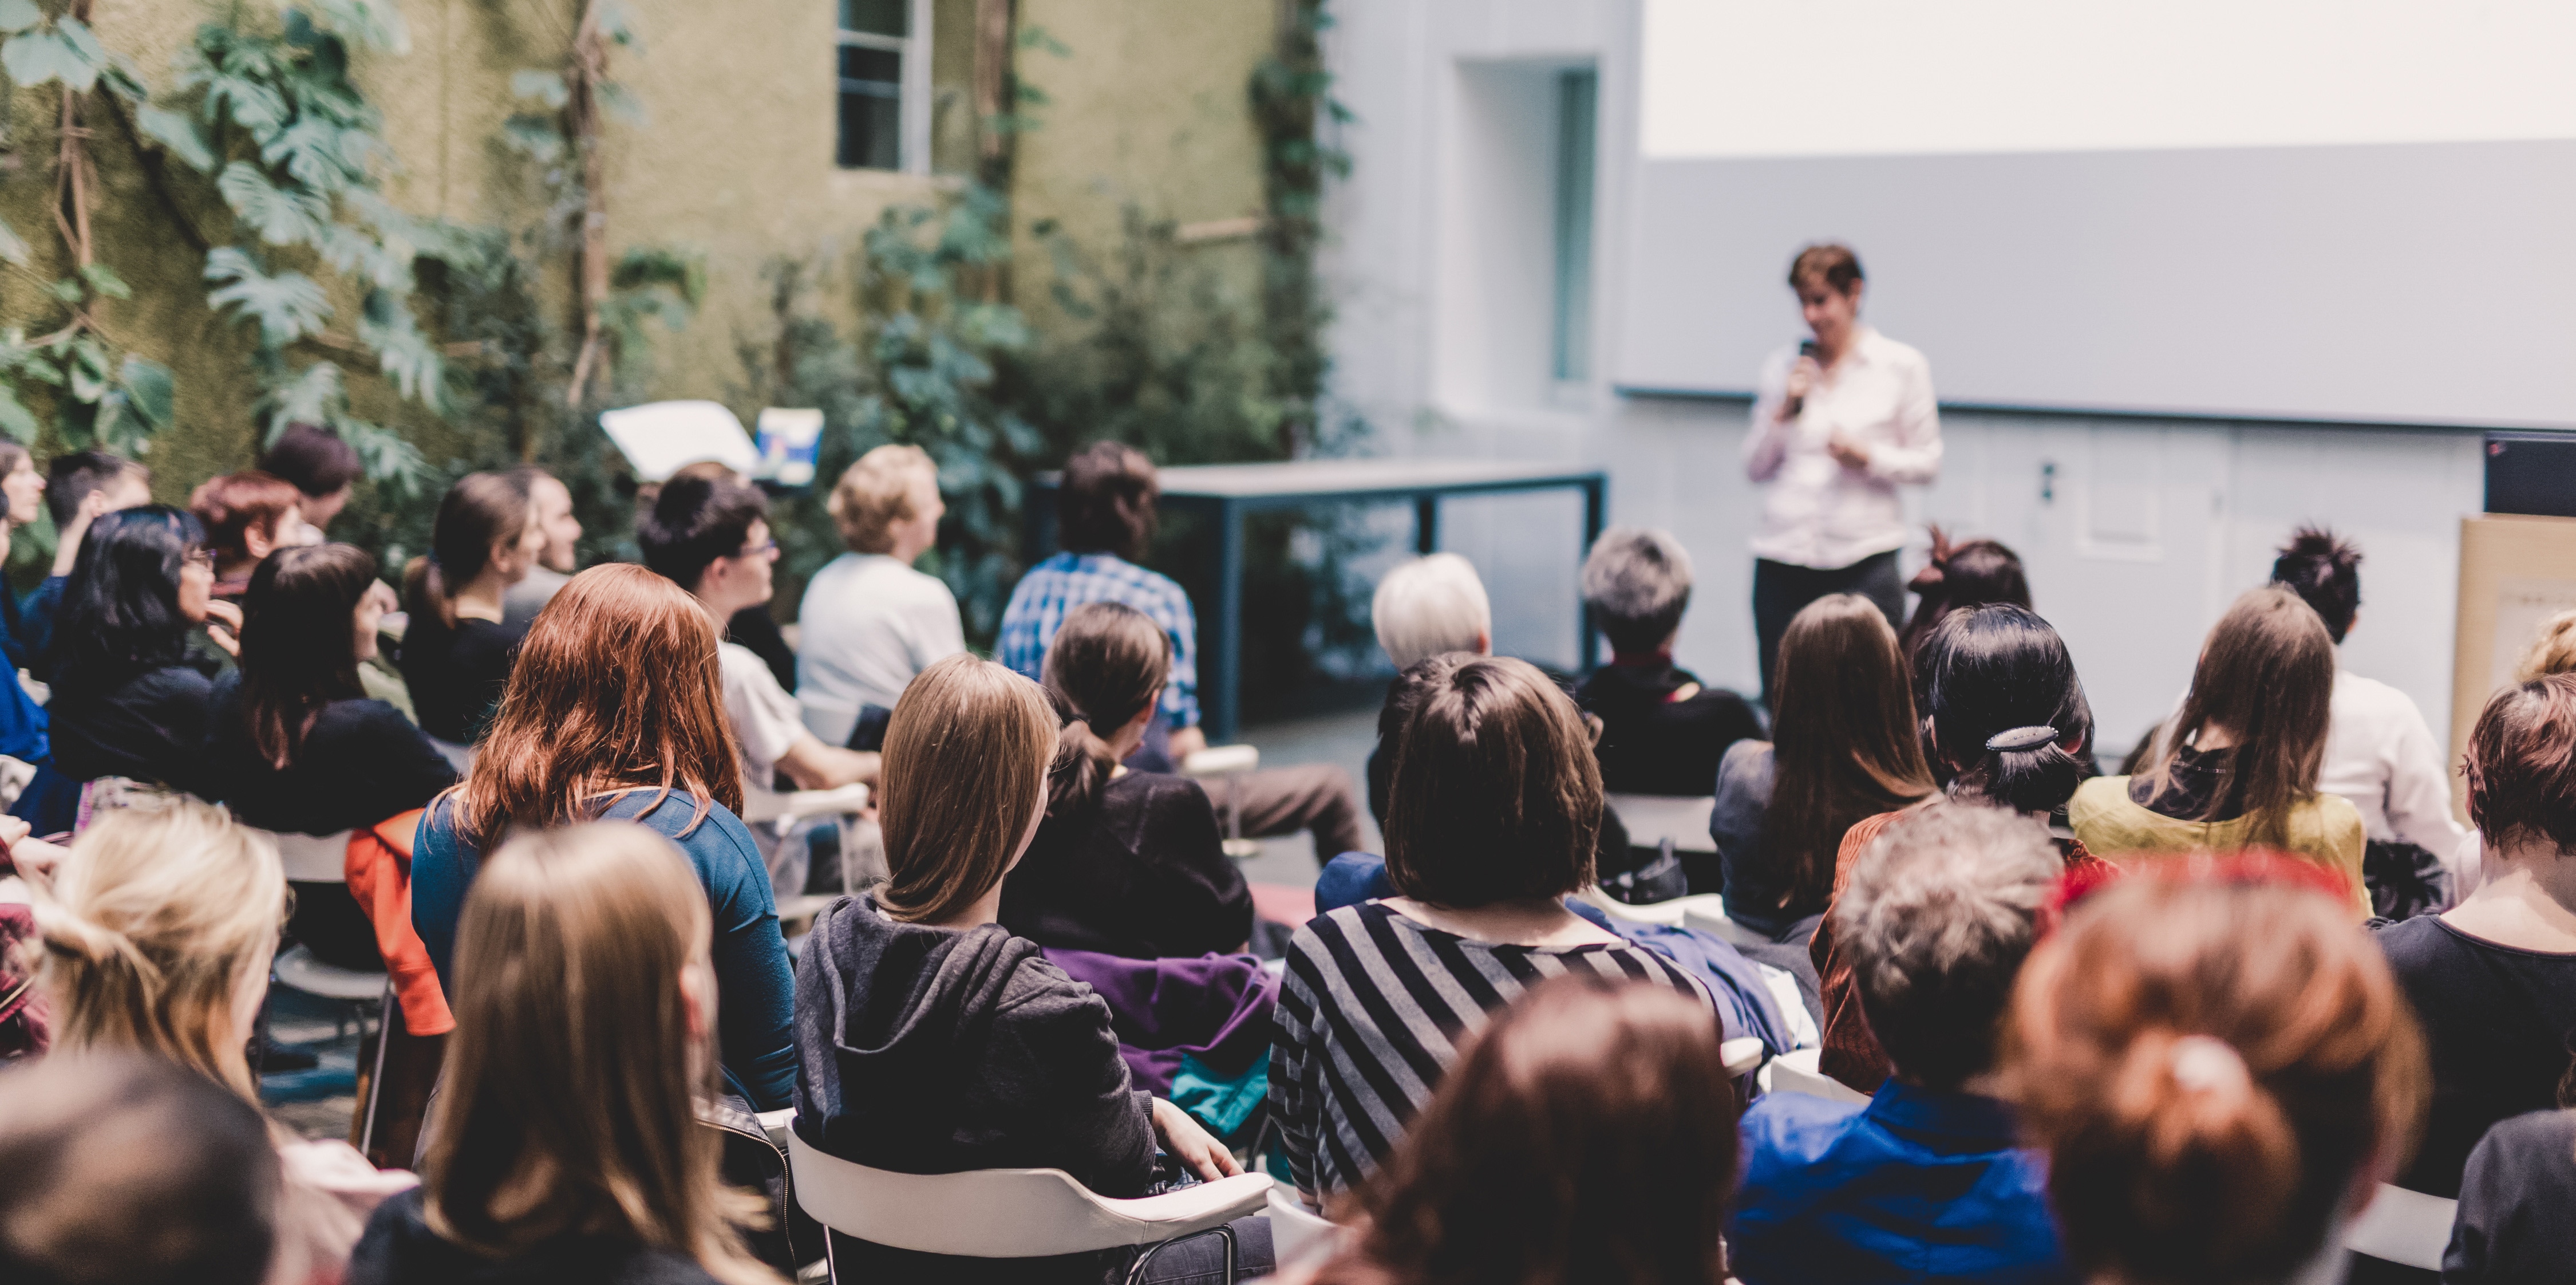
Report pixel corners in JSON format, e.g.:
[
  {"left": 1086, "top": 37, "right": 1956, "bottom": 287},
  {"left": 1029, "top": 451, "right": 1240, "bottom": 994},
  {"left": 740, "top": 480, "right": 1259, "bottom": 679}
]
[
  {"left": 45, "top": 506, "right": 241, "bottom": 801},
  {"left": 639, "top": 474, "right": 878, "bottom": 900}
]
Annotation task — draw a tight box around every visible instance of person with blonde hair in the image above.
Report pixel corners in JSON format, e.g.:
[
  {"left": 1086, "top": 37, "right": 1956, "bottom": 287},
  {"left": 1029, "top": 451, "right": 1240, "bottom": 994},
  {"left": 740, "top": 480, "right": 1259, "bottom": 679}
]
[
  {"left": 33, "top": 799, "right": 417, "bottom": 1285},
  {"left": 2515, "top": 608, "right": 2576, "bottom": 682},
  {"left": 796, "top": 443, "right": 964, "bottom": 746},
  {"left": 349, "top": 822, "right": 781, "bottom": 1285},
  {"left": 2005, "top": 865, "right": 2428, "bottom": 1285},
  {"left": 795, "top": 652, "right": 1263, "bottom": 1284},
  {"left": 410, "top": 563, "right": 796, "bottom": 1111}
]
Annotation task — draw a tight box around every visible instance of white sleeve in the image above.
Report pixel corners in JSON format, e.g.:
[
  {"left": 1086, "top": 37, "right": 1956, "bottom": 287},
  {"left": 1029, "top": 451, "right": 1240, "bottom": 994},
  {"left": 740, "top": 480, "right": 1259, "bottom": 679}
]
[
  {"left": 722, "top": 648, "right": 808, "bottom": 781},
  {"left": 2382, "top": 695, "right": 2468, "bottom": 854},
  {"left": 1743, "top": 348, "right": 1799, "bottom": 483},
  {"left": 1863, "top": 353, "right": 1942, "bottom": 484},
  {"left": 910, "top": 576, "right": 967, "bottom": 670}
]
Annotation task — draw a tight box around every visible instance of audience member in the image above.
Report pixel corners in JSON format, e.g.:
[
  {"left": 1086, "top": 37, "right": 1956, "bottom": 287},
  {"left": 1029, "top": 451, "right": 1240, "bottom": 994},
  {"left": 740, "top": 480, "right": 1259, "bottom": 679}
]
[
  {"left": 0, "top": 1054, "right": 282, "bottom": 1285},
  {"left": 793, "top": 652, "right": 1263, "bottom": 1285},
  {"left": 1575, "top": 527, "right": 1764, "bottom": 797},
  {"left": 0, "top": 442, "right": 48, "bottom": 764},
  {"left": 1706, "top": 594, "right": 1931, "bottom": 941},
  {"left": 257, "top": 423, "right": 362, "bottom": 537},
  {"left": 1893, "top": 526, "right": 2029, "bottom": 663},
  {"left": 206, "top": 545, "right": 455, "bottom": 968},
  {"left": 1733, "top": 803, "right": 2072, "bottom": 1284},
  {"left": 46, "top": 506, "right": 236, "bottom": 796},
  {"left": 652, "top": 460, "right": 801, "bottom": 691},
  {"left": 638, "top": 474, "right": 877, "bottom": 899},
  {"left": 1369, "top": 551, "right": 1488, "bottom": 670},
  {"left": 999, "top": 601, "right": 1249, "bottom": 958},
  {"left": 349, "top": 822, "right": 781, "bottom": 1285},
  {"left": 2446, "top": 1107, "right": 2576, "bottom": 1284},
  {"left": 2006, "top": 866, "right": 2428, "bottom": 1285},
  {"left": 497, "top": 466, "right": 582, "bottom": 631},
  {"left": 398, "top": 470, "right": 544, "bottom": 747},
  {"left": 23, "top": 448, "right": 152, "bottom": 671},
  {"left": 1272, "top": 656, "right": 1716, "bottom": 1203},
  {"left": 2514, "top": 609, "right": 2576, "bottom": 683},
  {"left": 187, "top": 471, "right": 311, "bottom": 599},
  {"left": 2070, "top": 585, "right": 2370, "bottom": 916},
  {"left": 2370, "top": 676, "right": 2576, "bottom": 1222},
  {"left": 1001, "top": 441, "right": 1365, "bottom": 858},
  {"left": 31, "top": 801, "right": 417, "bottom": 1284},
  {"left": 2272, "top": 526, "right": 2463, "bottom": 918},
  {"left": 1289, "top": 978, "right": 1740, "bottom": 1285},
  {"left": 1811, "top": 603, "right": 2111, "bottom": 1089},
  {"left": 411, "top": 564, "right": 796, "bottom": 1110},
  {"left": 796, "top": 443, "right": 965, "bottom": 745}
]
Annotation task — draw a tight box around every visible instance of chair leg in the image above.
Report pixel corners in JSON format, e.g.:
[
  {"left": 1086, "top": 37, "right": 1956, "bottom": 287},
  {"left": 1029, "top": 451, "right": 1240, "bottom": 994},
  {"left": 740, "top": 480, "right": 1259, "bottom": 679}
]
[{"left": 357, "top": 977, "right": 397, "bottom": 1157}]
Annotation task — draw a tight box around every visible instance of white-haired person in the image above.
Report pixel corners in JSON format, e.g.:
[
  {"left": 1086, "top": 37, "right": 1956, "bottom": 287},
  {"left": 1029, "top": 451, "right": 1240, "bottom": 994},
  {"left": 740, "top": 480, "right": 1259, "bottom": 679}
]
[
  {"left": 1730, "top": 803, "right": 2070, "bottom": 1284},
  {"left": 1576, "top": 527, "right": 1764, "bottom": 797},
  {"left": 796, "top": 444, "right": 965, "bottom": 747},
  {"left": 1365, "top": 553, "right": 1494, "bottom": 819}
]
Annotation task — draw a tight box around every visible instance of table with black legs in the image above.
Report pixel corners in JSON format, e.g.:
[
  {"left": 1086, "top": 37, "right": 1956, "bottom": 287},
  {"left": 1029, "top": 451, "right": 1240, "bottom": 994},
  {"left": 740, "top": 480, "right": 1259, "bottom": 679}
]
[{"left": 1025, "top": 458, "right": 1609, "bottom": 742}]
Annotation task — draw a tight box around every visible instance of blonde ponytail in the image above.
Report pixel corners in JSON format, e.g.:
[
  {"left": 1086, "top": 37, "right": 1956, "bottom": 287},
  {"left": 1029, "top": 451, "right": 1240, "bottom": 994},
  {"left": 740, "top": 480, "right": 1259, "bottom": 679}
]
[{"left": 33, "top": 801, "right": 286, "bottom": 1099}]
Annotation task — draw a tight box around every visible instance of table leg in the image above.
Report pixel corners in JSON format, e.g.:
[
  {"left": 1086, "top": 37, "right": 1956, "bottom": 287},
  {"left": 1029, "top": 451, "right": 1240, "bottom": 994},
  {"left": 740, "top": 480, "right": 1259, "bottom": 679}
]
[
  {"left": 1211, "top": 499, "right": 1245, "bottom": 743},
  {"left": 1415, "top": 494, "right": 1440, "bottom": 555}
]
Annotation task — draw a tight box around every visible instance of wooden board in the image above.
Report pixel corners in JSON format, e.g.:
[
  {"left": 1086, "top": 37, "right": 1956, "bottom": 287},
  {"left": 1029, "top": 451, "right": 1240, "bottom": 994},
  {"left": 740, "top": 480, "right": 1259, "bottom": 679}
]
[{"left": 2450, "top": 514, "right": 2576, "bottom": 817}]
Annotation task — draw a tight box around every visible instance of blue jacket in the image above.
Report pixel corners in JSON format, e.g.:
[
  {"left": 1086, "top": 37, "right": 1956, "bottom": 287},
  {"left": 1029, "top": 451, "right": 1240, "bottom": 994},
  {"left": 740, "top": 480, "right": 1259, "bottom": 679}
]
[
  {"left": 1732, "top": 1079, "right": 2072, "bottom": 1285},
  {"left": 412, "top": 790, "right": 798, "bottom": 1110}
]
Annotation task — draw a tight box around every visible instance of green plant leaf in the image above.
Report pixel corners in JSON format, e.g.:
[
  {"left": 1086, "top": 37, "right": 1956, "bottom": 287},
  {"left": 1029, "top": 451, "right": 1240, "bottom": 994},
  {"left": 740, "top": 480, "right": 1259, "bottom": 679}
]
[
  {"left": 117, "top": 356, "right": 173, "bottom": 429},
  {"left": 3, "top": 25, "right": 104, "bottom": 91},
  {"left": 264, "top": 358, "right": 343, "bottom": 431},
  {"left": 262, "top": 117, "right": 366, "bottom": 190},
  {"left": 290, "top": 0, "right": 411, "bottom": 54},
  {"left": 133, "top": 104, "right": 216, "bottom": 171},
  {"left": 204, "top": 70, "right": 291, "bottom": 139},
  {"left": 499, "top": 113, "right": 563, "bottom": 162},
  {"left": 0, "top": 0, "right": 42, "bottom": 34},
  {"left": 356, "top": 290, "right": 441, "bottom": 405},
  {"left": 78, "top": 262, "right": 131, "bottom": 300},
  {"left": 206, "top": 246, "right": 333, "bottom": 344},
  {"left": 0, "top": 215, "right": 28, "bottom": 267},
  {"left": 509, "top": 68, "right": 568, "bottom": 108},
  {"left": 0, "top": 383, "right": 35, "bottom": 444},
  {"left": 216, "top": 161, "right": 331, "bottom": 245},
  {"left": 595, "top": 80, "right": 646, "bottom": 127}
]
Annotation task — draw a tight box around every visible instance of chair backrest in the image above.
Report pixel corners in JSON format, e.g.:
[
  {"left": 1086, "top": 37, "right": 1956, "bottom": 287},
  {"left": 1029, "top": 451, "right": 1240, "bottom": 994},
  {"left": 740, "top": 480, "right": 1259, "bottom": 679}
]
[
  {"left": 1265, "top": 1181, "right": 1338, "bottom": 1267},
  {"left": 1574, "top": 884, "right": 1727, "bottom": 929},
  {"left": 1761, "top": 1048, "right": 1871, "bottom": 1107},
  {"left": 269, "top": 830, "right": 356, "bottom": 884},
  {"left": 1605, "top": 794, "right": 1718, "bottom": 854},
  {"left": 2343, "top": 1182, "right": 2458, "bottom": 1272},
  {"left": 786, "top": 1126, "right": 1270, "bottom": 1257}
]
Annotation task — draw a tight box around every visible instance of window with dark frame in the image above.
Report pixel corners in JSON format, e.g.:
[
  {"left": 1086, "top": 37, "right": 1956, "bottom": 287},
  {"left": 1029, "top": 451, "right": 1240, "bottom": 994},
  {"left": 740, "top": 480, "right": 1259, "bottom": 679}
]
[{"left": 837, "top": 0, "right": 907, "bottom": 170}]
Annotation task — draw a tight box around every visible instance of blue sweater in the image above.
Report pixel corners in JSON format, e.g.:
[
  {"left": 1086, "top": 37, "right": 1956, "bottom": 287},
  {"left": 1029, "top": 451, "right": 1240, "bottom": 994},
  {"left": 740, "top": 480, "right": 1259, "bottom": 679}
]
[{"left": 411, "top": 789, "right": 797, "bottom": 1110}]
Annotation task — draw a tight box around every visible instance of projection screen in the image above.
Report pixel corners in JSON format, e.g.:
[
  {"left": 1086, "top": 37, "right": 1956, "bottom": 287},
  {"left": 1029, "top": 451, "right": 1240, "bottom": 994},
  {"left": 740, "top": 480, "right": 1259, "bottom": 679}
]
[{"left": 1617, "top": 0, "right": 2576, "bottom": 428}]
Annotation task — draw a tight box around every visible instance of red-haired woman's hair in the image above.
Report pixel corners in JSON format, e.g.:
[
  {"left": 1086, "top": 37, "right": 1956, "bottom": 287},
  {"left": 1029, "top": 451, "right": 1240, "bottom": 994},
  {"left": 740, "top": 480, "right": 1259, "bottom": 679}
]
[
  {"left": 2463, "top": 672, "right": 2576, "bottom": 854},
  {"left": 186, "top": 471, "right": 302, "bottom": 563},
  {"left": 1315, "top": 976, "right": 1738, "bottom": 1285},
  {"left": 448, "top": 564, "right": 742, "bottom": 845},
  {"left": 2005, "top": 870, "right": 2427, "bottom": 1285}
]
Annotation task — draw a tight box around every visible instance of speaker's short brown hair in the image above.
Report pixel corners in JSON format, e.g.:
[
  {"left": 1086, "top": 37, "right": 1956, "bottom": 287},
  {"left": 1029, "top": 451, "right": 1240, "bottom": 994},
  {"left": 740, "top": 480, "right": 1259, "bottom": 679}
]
[
  {"left": 1789, "top": 242, "right": 1864, "bottom": 295},
  {"left": 1383, "top": 656, "right": 1600, "bottom": 906}
]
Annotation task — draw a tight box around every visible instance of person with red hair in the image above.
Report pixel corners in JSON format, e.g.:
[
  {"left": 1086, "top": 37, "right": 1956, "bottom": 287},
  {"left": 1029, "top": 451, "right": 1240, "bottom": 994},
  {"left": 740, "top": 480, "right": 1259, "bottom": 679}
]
[{"left": 187, "top": 470, "right": 310, "bottom": 599}]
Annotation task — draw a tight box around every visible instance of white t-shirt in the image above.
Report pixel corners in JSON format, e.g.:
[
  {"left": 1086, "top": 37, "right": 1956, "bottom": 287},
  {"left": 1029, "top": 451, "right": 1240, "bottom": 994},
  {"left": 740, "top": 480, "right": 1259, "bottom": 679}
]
[
  {"left": 2318, "top": 667, "right": 2466, "bottom": 854},
  {"left": 795, "top": 552, "right": 966, "bottom": 745},
  {"left": 721, "top": 641, "right": 807, "bottom": 802}
]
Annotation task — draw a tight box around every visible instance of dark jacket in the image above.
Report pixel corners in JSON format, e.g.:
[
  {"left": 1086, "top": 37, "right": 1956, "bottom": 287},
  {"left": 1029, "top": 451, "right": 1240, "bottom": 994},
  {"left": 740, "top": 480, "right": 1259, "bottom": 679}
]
[
  {"left": 49, "top": 659, "right": 217, "bottom": 790},
  {"left": 203, "top": 671, "right": 457, "bottom": 836},
  {"left": 794, "top": 896, "right": 1154, "bottom": 1284},
  {"left": 348, "top": 1187, "right": 721, "bottom": 1285},
  {"left": 397, "top": 613, "right": 523, "bottom": 744},
  {"left": 1575, "top": 660, "right": 1765, "bottom": 797},
  {"left": 999, "top": 772, "right": 1251, "bottom": 959}
]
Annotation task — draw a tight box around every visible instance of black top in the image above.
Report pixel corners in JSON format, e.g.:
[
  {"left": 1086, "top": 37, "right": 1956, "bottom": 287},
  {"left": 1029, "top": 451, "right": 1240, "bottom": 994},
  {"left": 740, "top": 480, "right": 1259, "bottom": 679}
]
[
  {"left": 2374, "top": 916, "right": 2576, "bottom": 1198},
  {"left": 1575, "top": 661, "right": 1765, "bottom": 797},
  {"left": 399, "top": 612, "right": 524, "bottom": 744},
  {"left": 727, "top": 604, "right": 797, "bottom": 694},
  {"left": 998, "top": 771, "right": 1250, "bottom": 959},
  {"left": 347, "top": 1187, "right": 721, "bottom": 1285},
  {"left": 202, "top": 671, "right": 458, "bottom": 835},
  {"left": 49, "top": 659, "right": 217, "bottom": 790},
  {"left": 2127, "top": 743, "right": 2246, "bottom": 820},
  {"left": 794, "top": 896, "right": 1152, "bottom": 1285},
  {"left": 2447, "top": 1108, "right": 2576, "bottom": 1284}
]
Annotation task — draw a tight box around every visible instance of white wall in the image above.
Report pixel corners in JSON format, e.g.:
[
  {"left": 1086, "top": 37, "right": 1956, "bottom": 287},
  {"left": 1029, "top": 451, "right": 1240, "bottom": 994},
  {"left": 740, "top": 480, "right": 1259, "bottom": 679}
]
[{"left": 1319, "top": 0, "right": 2488, "bottom": 757}]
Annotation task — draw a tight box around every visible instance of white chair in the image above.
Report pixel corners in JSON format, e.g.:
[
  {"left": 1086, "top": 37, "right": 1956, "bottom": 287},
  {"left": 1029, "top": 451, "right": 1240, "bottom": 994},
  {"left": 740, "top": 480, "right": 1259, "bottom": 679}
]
[
  {"left": 788, "top": 1128, "right": 1272, "bottom": 1282},
  {"left": 1182, "top": 744, "right": 1263, "bottom": 860},
  {"left": 1604, "top": 793, "right": 1718, "bottom": 855},
  {"left": 1265, "top": 1181, "right": 1339, "bottom": 1268},
  {"left": 2344, "top": 1183, "right": 2458, "bottom": 1272},
  {"left": 1719, "top": 1036, "right": 1767, "bottom": 1078},
  {"left": 742, "top": 783, "right": 875, "bottom": 933},
  {"left": 265, "top": 830, "right": 389, "bottom": 1036},
  {"left": 1756, "top": 1048, "right": 1871, "bottom": 1106}
]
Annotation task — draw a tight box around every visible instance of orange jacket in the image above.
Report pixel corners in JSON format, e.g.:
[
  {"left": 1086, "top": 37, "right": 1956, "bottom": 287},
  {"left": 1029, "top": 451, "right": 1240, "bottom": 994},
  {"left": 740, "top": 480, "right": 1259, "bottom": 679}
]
[{"left": 342, "top": 809, "right": 453, "bottom": 1037}]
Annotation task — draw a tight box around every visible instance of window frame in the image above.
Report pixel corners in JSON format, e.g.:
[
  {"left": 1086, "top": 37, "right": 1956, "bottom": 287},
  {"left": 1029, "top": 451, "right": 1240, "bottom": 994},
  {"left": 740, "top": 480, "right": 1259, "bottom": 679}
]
[{"left": 835, "top": 0, "right": 933, "bottom": 174}]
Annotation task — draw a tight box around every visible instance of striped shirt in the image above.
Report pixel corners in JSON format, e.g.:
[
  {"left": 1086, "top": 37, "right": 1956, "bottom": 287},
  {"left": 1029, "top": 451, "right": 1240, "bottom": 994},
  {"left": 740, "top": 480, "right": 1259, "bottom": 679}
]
[
  {"left": 997, "top": 552, "right": 1200, "bottom": 730},
  {"left": 1270, "top": 900, "right": 1717, "bottom": 1200}
]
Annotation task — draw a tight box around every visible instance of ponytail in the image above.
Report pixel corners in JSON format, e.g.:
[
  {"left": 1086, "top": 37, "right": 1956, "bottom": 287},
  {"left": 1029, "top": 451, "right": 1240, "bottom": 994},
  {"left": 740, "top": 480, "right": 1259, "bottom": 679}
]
[
  {"left": 1965, "top": 723, "right": 2087, "bottom": 816},
  {"left": 1038, "top": 601, "right": 1172, "bottom": 819},
  {"left": 410, "top": 471, "right": 536, "bottom": 628},
  {"left": 1919, "top": 603, "right": 2094, "bottom": 815},
  {"left": 2100, "top": 1030, "right": 2300, "bottom": 1263}
]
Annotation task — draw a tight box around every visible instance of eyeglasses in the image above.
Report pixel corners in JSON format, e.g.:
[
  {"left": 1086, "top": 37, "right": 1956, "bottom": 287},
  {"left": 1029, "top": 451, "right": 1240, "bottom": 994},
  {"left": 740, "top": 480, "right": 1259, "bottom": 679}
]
[
  {"left": 182, "top": 549, "right": 215, "bottom": 569},
  {"left": 736, "top": 539, "right": 778, "bottom": 560}
]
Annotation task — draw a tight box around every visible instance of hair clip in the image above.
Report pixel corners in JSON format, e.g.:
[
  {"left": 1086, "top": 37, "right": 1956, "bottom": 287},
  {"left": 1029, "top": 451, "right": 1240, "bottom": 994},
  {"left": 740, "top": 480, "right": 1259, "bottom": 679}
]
[
  {"left": 2168, "top": 1034, "right": 2249, "bottom": 1094},
  {"left": 1984, "top": 725, "right": 2059, "bottom": 752}
]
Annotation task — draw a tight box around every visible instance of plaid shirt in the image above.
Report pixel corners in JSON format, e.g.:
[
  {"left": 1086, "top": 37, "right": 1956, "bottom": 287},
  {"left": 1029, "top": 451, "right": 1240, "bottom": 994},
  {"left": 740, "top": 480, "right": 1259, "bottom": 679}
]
[{"left": 998, "top": 551, "right": 1200, "bottom": 728}]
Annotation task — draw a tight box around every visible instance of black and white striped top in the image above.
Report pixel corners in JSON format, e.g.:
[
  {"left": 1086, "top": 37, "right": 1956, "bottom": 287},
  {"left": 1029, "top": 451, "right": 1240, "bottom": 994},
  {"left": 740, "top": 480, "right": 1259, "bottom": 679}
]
[{"left": 1269, "top": 899, "right": 1716, "bottom": 1200}]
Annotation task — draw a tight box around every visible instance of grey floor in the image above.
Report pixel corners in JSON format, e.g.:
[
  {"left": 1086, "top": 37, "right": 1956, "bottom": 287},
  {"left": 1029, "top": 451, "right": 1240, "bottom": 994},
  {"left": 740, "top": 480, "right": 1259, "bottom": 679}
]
[{"left": 1227, "top": 704, "right": 1382, "bottom": 888}]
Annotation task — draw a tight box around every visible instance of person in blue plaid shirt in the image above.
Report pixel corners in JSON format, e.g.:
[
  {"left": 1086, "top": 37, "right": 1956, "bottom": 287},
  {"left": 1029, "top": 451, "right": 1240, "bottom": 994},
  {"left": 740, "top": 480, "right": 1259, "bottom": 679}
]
[{"left": 999, "top": 443, "right": 1366, "bottom": 861}]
